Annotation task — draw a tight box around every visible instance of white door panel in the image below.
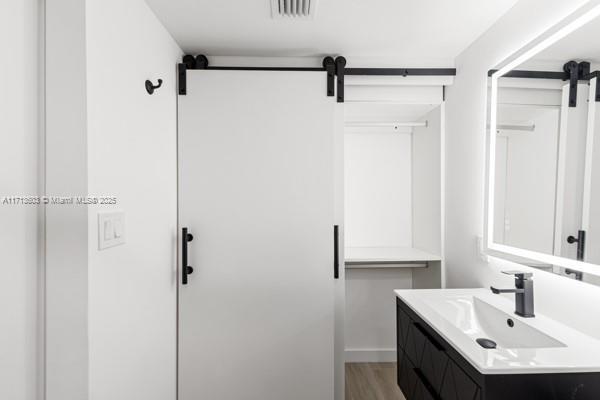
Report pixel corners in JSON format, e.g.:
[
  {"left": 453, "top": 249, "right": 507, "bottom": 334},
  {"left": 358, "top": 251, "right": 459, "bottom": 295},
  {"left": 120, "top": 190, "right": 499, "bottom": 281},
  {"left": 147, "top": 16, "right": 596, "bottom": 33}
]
[
  {"left": 584, "top": 78, "right": 600, "bottom": 264},
  {"left": 178, "top": 70, "right": 336, "bottom": 400}
]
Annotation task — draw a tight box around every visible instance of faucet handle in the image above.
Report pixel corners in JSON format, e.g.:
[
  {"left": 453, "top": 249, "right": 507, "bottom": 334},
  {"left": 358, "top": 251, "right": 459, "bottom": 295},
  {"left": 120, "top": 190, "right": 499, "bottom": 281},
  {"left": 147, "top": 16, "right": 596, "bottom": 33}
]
[
  {"left": 502, "top": 270, "right": 533, "bottom": 280},
  {"left": 490, "top": 286, "right": 523, "bottom": 294}
]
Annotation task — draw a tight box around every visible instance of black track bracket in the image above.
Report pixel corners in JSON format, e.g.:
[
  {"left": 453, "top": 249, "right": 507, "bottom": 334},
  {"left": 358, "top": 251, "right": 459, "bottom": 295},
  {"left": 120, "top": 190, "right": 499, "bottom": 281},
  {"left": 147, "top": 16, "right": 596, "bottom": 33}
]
[
  {"left": 178, "top": 64, "right": 187, "bottom": 95},
  {"left": 564, "top": 61, "right": 579, "bottom": 107},
  {"left": 565, "top": 61, "right": 591, "bottom": 107},
  {"left": 323, "top": 57, "right": 335, "bottom": 97},
  {"left": 335, "top": 56, "right": 347, "bottom": 103}
]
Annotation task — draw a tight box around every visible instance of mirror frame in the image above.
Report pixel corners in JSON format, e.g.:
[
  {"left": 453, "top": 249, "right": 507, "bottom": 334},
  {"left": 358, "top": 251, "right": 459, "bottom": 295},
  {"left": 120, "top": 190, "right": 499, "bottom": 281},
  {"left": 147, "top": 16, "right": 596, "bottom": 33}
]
[{"left": 485, "top": 1, "right": 600, "bottom": 277}]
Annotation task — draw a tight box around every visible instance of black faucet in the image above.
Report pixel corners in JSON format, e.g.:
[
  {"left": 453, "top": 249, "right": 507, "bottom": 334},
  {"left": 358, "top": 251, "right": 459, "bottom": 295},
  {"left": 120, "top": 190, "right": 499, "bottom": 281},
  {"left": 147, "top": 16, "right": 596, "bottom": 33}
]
[{"left": 490, "top": 271, "right": 535, "bottom": 318}]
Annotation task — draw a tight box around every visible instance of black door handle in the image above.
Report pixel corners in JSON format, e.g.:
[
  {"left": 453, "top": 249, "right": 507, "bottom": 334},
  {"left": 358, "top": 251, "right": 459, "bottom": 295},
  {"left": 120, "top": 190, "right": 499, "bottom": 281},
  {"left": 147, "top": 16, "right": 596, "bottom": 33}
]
[
  {"left": 567, "top": 230, "right": 586, "bottom": 261},
  {"left": 182, "top": 227, "right": 194, "bottom": 285},
  {"left": 334, "top": 225, "right": 340, "bottom": 279}
]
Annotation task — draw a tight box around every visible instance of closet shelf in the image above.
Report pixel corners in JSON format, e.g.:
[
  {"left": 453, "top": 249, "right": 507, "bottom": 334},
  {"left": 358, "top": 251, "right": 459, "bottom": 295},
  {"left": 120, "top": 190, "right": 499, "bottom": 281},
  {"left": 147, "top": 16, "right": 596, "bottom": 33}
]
[{"left": 344, "top": 246, "right": 441, "bottom": 267}]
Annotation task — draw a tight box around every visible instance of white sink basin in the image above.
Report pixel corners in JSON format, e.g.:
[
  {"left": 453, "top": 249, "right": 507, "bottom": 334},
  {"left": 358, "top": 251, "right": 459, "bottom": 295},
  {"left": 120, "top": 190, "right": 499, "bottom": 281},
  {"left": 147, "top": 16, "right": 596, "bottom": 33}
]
[
  {"left": 425, "top": 295, "right": 565, "bottom": 349},
  {"left": 395, "top": 288, "right": 600, "bottom": 374}
]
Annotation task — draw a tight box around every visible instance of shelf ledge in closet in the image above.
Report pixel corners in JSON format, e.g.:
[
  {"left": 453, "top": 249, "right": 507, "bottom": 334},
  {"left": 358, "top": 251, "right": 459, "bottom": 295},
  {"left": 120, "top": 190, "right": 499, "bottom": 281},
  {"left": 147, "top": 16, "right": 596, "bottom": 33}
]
[{"left": 344, "top": 246, "right": 441, "bottom": 268}]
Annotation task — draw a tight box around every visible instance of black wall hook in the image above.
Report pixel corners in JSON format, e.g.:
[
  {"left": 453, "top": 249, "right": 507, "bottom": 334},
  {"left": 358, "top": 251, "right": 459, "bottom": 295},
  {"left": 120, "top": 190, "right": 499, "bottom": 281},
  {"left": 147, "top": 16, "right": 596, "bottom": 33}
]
[{"left": 145, "top": 79, "right": 163, "bottom": 95}]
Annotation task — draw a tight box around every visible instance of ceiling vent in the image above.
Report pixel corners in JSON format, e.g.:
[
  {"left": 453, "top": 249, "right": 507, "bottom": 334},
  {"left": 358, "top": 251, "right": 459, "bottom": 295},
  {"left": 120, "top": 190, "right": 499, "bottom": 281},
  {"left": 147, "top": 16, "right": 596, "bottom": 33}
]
[{"left": 271, "top": 0, "right": 318, "bottom": 19}]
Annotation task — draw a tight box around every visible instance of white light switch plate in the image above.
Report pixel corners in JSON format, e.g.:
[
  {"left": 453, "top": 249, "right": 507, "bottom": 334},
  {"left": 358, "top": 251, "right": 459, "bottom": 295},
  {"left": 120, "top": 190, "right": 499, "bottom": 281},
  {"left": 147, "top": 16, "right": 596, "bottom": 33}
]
[{"left": 98, "top": 211, "right": 125, "bottom": 250}]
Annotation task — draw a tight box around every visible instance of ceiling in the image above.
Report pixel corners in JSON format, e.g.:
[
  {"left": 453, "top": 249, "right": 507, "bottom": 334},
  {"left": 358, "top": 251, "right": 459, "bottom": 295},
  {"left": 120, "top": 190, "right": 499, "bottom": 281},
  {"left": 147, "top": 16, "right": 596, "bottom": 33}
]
[
  {"left": 145, "top": 0, "right": 518, "bottom": 65},
  {"left": 530, "top": 16, "right": 600, "bottom": 66}
]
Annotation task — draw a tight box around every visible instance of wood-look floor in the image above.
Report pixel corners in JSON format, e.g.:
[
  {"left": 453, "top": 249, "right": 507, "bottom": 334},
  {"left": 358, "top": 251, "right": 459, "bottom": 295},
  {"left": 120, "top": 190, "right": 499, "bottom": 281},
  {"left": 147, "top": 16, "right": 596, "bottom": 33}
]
[{"left": 345, "top": 363, "right": 406, "bottom": 400}]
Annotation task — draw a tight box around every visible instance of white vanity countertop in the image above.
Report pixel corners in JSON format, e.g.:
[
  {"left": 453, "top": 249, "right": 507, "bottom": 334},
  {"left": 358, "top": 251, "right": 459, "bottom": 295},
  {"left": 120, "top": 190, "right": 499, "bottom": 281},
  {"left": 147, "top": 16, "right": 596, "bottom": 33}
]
[{"left": 395, "top": 288, "right": 600, "bottom": 374}]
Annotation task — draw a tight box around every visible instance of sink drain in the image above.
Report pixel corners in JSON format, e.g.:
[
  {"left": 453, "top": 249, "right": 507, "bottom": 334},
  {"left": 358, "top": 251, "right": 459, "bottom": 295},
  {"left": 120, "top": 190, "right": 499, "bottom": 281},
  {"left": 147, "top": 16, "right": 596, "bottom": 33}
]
[{"left": 476, "top": 338, "right": 497, "bottom": 349}]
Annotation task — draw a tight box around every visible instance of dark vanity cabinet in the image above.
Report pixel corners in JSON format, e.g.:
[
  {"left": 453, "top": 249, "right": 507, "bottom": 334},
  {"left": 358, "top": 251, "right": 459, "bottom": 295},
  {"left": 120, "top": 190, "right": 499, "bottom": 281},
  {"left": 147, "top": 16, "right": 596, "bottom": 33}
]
[
  {"left": 397, "top": 297, "right": 600, "bottom": 400},
  {"left": 397, "top": 297, "right": 480, "bottom": 400}
]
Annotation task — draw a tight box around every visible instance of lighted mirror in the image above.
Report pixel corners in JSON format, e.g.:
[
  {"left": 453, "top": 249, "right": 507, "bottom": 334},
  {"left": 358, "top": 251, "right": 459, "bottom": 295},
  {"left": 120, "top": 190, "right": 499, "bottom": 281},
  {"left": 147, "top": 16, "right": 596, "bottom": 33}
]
[{"left": 487, "top": 4, "right": 600, "bottom": 283}]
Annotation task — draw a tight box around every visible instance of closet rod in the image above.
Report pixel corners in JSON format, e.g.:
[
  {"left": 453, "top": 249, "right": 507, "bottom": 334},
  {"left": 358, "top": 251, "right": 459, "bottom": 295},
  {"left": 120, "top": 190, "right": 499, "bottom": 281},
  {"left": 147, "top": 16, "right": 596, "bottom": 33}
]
[
  {"left": 345, "top": 121, "right": 427, "bottom": 128},
  {"left": 489, "top": 123, "right": 535, "bottom": 132}
]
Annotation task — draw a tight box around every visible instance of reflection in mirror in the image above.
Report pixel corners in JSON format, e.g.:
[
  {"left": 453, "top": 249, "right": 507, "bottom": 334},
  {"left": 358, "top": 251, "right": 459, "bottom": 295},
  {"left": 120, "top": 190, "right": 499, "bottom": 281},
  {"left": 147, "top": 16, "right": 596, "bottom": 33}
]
[
  {"left": 488, "top": 9, "right": 600, "bottom": 279},
  {"left": 493, "top": 102, "right": 560, "bottom": 255},
  {"left": 492, "top": 251, "right": 600, "bottom": 287}
]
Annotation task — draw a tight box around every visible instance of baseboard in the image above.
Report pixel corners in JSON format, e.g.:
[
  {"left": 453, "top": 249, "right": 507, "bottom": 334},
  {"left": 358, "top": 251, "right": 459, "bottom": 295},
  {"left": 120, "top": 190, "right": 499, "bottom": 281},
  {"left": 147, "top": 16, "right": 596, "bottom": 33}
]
[{"left": 345, "top": 348, "right": 397, "bottom": 363}]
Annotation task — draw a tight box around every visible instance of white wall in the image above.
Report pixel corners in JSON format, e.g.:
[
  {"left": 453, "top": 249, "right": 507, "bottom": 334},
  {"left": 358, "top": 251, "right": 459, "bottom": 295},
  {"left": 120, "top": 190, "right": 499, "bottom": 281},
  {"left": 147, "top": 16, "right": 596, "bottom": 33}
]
[
  {"left": 86, "top": 1, "right": 181, "bottom": 399},
  {"left": 0, "top": 1, "right": 40, "bottom": 400},
  {"left": 45, "top": 0, "right": 182, "bottom": 399},
  {"left": 494, "top": 104, "right": 560, "bottom": 254},
  {"left": 344, "top": 130, "right": 413, "bottom": 248},
  {"left": 46, "top": 1, "right": 90, "bottom": 398},
  {"left": 413, "top": 106, "right": 442, "bottom": 256},
  {"left": 445, "top": 0, "right": 600, "bottom": 339},
  {"left": 345, "top": 268, "right": 412, "bottom": 362}
]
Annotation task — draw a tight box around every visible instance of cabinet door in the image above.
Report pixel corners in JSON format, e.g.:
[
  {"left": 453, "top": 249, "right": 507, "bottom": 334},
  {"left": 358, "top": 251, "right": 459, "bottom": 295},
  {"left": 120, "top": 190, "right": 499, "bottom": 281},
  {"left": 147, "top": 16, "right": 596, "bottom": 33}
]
[
  {"left": 399, "top": 362, "right": 440, "bottom": 400},
  {"left": 397, "top": 304, "right": 412, "bottom": 351},
  {"left": 440, "top": 360, "right": 481, "bottom": 400},
  {"left": 413, "top": 369, "right": 438, "bottom": 400},
  {"left": 405, "top": 322, "right": 427, "bottom": 366},
  {"left": 398, "top": 352, "right": 418, "bottom": 399},
  {"left": 417, "top": 323, "right": 449, "bottom": 395}
]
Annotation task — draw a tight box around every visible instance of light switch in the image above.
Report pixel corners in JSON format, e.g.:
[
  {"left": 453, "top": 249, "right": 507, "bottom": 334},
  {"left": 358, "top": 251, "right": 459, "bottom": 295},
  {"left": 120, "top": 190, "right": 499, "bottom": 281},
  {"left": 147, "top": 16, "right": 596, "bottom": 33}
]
[
  {"left": 104, "top": 220, "right": 113, "bottom": 241},
  {"left": 98, "top": 211, "right": 125, "bottom": 250},
  {"left": 113, "top": 219, "right": 123, "bottom": 238}
]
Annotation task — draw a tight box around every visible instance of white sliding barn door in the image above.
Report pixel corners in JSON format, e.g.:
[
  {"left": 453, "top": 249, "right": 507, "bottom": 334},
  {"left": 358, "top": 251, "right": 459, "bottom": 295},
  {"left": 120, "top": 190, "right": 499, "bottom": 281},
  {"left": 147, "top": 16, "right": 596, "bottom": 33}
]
[
  {"left": 555, "top": 83, "right": 589, "bottom": 259},
  {"left": 178, "top": 70, "right": 336, "bottom": 400},
  {"left": 583, "top": 78, "right": 600, "bottom": 264}
]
